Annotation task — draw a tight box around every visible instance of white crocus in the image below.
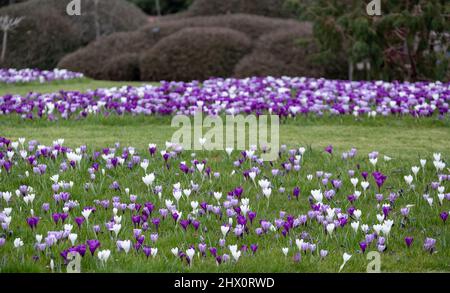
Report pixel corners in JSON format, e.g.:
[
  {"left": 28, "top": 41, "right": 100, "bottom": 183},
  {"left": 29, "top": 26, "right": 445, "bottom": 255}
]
[
  {"left": 14, "top": 238, "right": 24, "bottom": 248},
  {"left": 326, "top": 223, "right": 335, "bottom": 236},
  {"left": 171, "top": 247, "right": 179, "bottom": 257},
  {"left": 98, "top": 250, "right": 111, "bottom": 264},
  {"left": 262, "top": 188, "right": 272, "bottom": 199},
  {"left": 311, "top": 189, "right": 323, "bottom": 203},
  {"left": 221, "top": 226, "right": 230, "bottom": 238},
  {"left": 353, "top": 209, "right": 362, "bottom": 220},
  {"left": 361, "top": 181, "right": 369, "bottom": 191},
  {"left": 213, "top": 192, "right": 222, "bottom": 202},
  {"left": 351, "top": 221, "right": 360, "bottom": 233},
  {"left": 339, "top": 253, "right": 352, "bottom": 272},
  {"left": 142, "top": 173, "right": 155, "bottom": 186},
  {"left": 350, "top": 178, "right": 359, "bottom": 188},
  {"left": 173, "top": 189, "right": 182, "bottom": 203},
  {"left": 81, "top": 209, "right": 92, "bottom": 221},
  {"left": 69, "top": 233, "right": 78, "bottom": 245},
  {"left": 186, "top": 248, "right": 195, "bottom": 264},
  {"left": 404, "top": 175, "right": 413, "bottom": 185}
]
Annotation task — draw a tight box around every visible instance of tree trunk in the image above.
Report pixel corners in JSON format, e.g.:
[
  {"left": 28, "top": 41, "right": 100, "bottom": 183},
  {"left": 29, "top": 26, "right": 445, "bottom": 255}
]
[
  {"left": 348, "top": 60, "right": 354, "bottom": 81},
  {"left": 94, "top": 0, "right": 101, "bottom": 39},
  {"left": 155, "top": 0, "right": 161, "bottom": 16},
  {"left": 1, "top": 30, "right": 7, "bottom": 63}
]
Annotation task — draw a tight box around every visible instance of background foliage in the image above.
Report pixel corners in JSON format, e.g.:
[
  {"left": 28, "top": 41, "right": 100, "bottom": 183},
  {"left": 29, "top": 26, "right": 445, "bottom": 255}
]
[{"left": 288, "top": 0, "right": 450, "bottom": 81}]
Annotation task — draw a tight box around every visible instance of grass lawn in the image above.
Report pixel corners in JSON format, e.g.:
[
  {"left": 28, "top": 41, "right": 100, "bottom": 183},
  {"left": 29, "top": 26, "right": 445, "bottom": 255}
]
[
  {"left": 0, "top": 79, "right": 449, "bottom": 272},
  {"left": 0, "top": 78, "right": 152, "bottom": 96}
]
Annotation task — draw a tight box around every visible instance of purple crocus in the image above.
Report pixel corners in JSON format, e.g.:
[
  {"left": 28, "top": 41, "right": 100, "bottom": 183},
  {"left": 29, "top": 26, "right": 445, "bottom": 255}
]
[
  {"left": 372, "top": 171, "right": 387, "bottom": 190},
  {"left": 423, "top": 238, "right": 436, "bottom": 254},
  {"left": 359, "top": 241, "right": 367, "bottom": 253},
  {"left": 250, "top": 244, "right": 258, "bottom": 254},
  {"left": 26, "top": 216, "right": 39, "bottom": 230},
  {"left": 143, "top": 246, "right": 152, "bottom": 258},
  {"left": 152, "top": 218, "right": 161, "bottom": 230},
  {"left": 325, "top": 145, "right": 333, "bottom": 154},
  {"left": 440, "top": 211, "right": 448, "bottom": 223},
  {"left": 248, "top": 211, "right": 256, "bottom": 224},
  {"left": 86, "top": 239, "right": 100, "bottom": 256},
  {"left": 192, "top": 220, "right": 200, "bottom": 231},
  {"left": 405, "top": 237, "right": 414, "bottom": 248},
  {"left": 179, "top": 219, "right": 189, "bottom": 231},
  {"left": 293, "top": 187, "right": 300, "bottom": 200},
  {"left": 52, "top": 213, "right": 60, "bottom": 224},
  {"left": 75, "top": 217, "right": 85, "bottom": 228}
]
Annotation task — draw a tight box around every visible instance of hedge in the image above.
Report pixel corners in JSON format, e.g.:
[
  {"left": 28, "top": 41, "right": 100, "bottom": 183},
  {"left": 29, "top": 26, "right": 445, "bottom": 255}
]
[
  {"left": 0, "top": 0, "right": 148, "bottom": 69},
  {"left": 187, "top": 0, "right": 294, "bottom": 18},
  {"left": 140, "top": 27, "right": 252, "bottom": 81}
]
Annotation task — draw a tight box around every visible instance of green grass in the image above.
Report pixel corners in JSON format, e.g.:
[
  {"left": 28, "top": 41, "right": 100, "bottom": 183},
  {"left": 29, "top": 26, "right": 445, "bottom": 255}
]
[
  {"left": 1, "top": 115, "right": 449, "bottom": 160},
  {"left": 0, "top": 81, "right": 449, "bottom": 273},
  {"left": 0, "top": 78, "right": 153, "bottom": 96}
]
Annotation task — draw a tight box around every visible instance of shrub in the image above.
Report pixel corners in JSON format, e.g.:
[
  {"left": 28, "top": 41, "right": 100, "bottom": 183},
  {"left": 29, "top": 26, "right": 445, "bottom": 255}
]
[
  {"left": 151, "top": 14, "right": 302, "bottom": 39},
  {"left": 58, "top": 31, "right": 150, "bottom": 79},
  {"left": 0, "top": 0, "right": 148, "bottom": 69},
  {"left": 187, "top": 0, "right": 294, "bottom": 18},
  {"left": 234, "top": 25, "right": 325, "bottom": 78},
  {"left": 140, "top": 27, "right": 252, "bottom": 81},
  {"left": 0, "top": 4, "right": 82, "bottom": 69},
  {"left": 103, "top": 53, "right": 140, "bottom": 81},
  {"left": 59, "top": 14, "right": 302, "bottom": 79},
  {"left": 233, "top": 52, "right": 288, "bottom": 78}
]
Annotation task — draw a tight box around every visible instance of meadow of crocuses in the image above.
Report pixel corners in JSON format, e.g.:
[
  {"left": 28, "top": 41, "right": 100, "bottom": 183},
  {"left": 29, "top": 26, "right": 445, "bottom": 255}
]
[
  {"left": 1, "top": 77, "right": 449, "bottom": 120},
  {"left": 0, "top": 69, "right": 84, "bottom": 84},
  {"left": 0, "top": 136, "right": 449, "bottom": 272},
  {"left": 0, "top": 75, "right": 449, "bottom": 273}
]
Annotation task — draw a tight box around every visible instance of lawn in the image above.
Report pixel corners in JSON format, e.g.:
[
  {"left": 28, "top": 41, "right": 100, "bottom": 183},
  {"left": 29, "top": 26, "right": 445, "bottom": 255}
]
[{"left": 0, "top": 79, "right": 449, "bottom": 273}]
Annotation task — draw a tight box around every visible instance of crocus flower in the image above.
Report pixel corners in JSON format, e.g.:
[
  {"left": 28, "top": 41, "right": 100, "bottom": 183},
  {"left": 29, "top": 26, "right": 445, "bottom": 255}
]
[
  {"left": 372, "top": 171, "right": 387, "bottom": 189},
  {"left": 293, "top": 187, "right": 300, "bottom": 200},
  {"left": 359, "top": 241, "right": 367, "bottom": 253},
  {"left": 405, "top": 237, "right": 414, "bottom": 248},
  {"left": 26, "top": 216, "right": 39, "bottom": 230},
  {"left": 143, "top": 246, "right": 152, "bottom": 258},
  {"left": 320, "top": 250, "right": 328, "bottom": 259},
  {"left": 75, "top": 217, "right": 84, "bottom": 228},
  {"left": 86, "top": 239, "right": 100, "bottom": 255},
  {"left": 179, "top": 219, "right": 189, "bottom": 230},
  {"left": 339, "top": 253, "right": 352, "bottom": 272},
  {"left": 440, "top": 211, "right": 448, "bottom": 223},
  {"left": 423, "top": 238, "right": 436, "bottom": 254}
]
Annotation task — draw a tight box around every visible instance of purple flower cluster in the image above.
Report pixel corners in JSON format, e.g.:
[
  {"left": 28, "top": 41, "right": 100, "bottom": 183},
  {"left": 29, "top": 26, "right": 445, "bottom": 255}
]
[
  {"left": 1, "top": 77, "right": 449, "bottom": 119},
  {"left": 0, "top": 68, "right": 84, "bottom": 84}
]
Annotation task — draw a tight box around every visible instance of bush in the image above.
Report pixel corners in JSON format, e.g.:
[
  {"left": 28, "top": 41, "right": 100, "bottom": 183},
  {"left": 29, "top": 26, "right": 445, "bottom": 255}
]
[
  {"left": 140, "top": 27, "right": 252, "bottom": 81},
  {"left": 0, "top": 4, "right": 82, "bottom": 69},
  {"left": 58, "top": 31, "right": 150, "bottom": 79},
  {"left": 59, "top": 14, "right": 305, "bottom": 79},
  {"left": 234, "top": 25, "right": 325, "bottom": 78},
  {"left": 233, "top": 52, "right": 288, "bottom": 78},
  {"left": 187, "top": 0, "right": 294, "bottom": 18},
  {"left": 150, "top": 13, "right": 301, "bottom": 39},
  {"left": 0, "top": 0, "right": 148, "bottom": 69},
  {"left": 103, "top": 53, "right": 140, "bottom": 81}
]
